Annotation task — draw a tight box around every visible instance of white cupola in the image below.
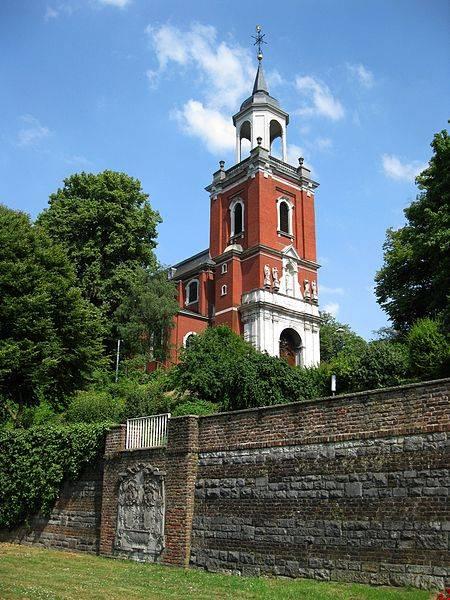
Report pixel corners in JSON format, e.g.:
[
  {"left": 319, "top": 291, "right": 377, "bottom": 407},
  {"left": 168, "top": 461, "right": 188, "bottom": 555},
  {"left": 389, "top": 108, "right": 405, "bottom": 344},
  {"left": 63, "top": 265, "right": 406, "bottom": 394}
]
[{"left": 232, "top": 53, "right": 289, "bottom": 163}]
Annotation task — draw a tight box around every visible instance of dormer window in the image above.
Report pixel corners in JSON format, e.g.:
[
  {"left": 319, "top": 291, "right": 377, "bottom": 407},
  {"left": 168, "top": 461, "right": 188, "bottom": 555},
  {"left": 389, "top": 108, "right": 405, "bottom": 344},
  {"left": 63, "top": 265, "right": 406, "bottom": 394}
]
[
  {"left": 185, "top": 279, "right": 199, "bottom": 305},
  {"left": 277, "top": 198, "right": 293, "bottom": 237},
  {"left": 230, "top": 198, "right": 245, "bottom": 238}
]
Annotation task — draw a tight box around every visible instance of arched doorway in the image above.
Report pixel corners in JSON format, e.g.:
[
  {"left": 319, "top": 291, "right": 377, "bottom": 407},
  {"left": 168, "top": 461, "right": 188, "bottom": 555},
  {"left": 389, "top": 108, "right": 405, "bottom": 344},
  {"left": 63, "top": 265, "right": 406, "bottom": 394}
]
[{"left": 279, "top": 328, "right": 302, "bottom": 366}]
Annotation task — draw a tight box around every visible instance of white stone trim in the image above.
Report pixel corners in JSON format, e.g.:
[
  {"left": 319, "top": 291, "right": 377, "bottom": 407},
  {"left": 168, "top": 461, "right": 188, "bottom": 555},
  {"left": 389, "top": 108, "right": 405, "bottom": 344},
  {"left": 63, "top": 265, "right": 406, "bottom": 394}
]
[
  {"left": 221, "top": 284, "right": 228, "bottom": 296},
  {"left": 221, "top": 262, "right": 228, "bottom": 274},
  {"left": 182, "top": 331, "right": 197, "bottom": 347},
  {"left": 215, "top": 307, "right": 239, "bottom": 317},
  {"left": 240, "top": 288, "right": 320, "bottom": 366}
]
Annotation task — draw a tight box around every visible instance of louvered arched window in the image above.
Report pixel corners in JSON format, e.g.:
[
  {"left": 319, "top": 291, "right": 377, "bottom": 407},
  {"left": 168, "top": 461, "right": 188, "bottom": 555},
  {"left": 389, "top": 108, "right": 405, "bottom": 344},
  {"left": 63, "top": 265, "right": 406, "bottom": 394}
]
[
  {"left": 279, "top": 201, "right": 290, "bottom": 234},
  {"left": 230, "top": 199, "right": 245, "bottom": 238}
]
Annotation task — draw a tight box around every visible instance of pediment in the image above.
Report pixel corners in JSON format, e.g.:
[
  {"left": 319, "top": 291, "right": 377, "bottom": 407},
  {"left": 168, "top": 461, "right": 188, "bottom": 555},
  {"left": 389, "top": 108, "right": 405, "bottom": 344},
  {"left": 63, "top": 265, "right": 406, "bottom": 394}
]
[{"left": 282, "top": 244, "right": 300, "bottom": 260}]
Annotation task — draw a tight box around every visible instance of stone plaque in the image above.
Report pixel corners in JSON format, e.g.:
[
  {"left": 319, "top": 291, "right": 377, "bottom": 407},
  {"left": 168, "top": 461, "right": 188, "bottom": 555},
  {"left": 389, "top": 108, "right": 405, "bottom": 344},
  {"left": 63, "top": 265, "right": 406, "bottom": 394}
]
[{"left": 114, "top": 464, "right": 165, "bottom": 561}]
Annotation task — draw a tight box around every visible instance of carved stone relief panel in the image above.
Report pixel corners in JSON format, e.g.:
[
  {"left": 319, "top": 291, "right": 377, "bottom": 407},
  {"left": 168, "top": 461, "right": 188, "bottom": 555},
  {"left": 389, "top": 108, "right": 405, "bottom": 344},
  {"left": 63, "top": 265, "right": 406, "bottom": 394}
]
[{"left": 114, "top": 464, "right": 165, "bottom": 561}]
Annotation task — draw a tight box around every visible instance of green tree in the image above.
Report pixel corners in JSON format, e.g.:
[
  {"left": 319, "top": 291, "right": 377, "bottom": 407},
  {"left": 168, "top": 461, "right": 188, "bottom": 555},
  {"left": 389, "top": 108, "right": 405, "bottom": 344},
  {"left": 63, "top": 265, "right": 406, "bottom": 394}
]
[
  {"left": 375, "top": 128, "right": 450, "bottom": 331},
  {"left": 0, "top": 206, "right": 105, "bottom": 425},
  {"left": 319, "top": 311, "right": 367, "bottom": 363},
  {"left": 37, "top": 171, "right": 163, "bottom": 352},
  {"left": 348, "top": 341, "right": 409, "bottom": 391},
  {"left": 330, "top": 340, "right": 409, "bottom": 394},
  {"left": 173, "top": 326, "right": 327, "bottom": 411},
  {"left": 115, "top": 267, "right": 178, "bottom": 363},
  {"left": 406, "top": 318, "right": 449, "bottom": 380}
]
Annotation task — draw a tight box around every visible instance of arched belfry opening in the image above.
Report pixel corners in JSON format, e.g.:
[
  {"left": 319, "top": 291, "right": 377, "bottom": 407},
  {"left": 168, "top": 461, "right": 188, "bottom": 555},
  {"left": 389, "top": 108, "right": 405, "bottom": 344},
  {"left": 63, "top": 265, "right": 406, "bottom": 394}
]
[
  {"left": 270, "top": 119, "right": 283, "bottom": 158},
  {"left": 238, "top": 120, "right": 251, "bottom": 161},
  {"left": 232, "top": 41, "right": 289, "bottom": 164},
  {"left": 279, "top": 328, "right": 302, "bottom": 366}
]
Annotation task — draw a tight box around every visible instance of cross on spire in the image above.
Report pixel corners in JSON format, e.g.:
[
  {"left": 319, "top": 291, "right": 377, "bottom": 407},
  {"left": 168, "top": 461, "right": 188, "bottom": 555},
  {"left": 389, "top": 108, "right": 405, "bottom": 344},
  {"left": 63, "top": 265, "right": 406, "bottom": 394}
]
[{"left": 252, "top": 25, "right": 267, "bottom": 61}]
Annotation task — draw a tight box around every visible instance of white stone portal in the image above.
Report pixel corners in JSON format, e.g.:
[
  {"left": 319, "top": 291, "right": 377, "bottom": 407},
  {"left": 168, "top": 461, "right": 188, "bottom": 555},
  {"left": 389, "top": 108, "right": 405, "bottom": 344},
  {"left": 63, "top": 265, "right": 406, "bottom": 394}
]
[{"left": 239, "top": 288, "right": 320, "bottom": 367}]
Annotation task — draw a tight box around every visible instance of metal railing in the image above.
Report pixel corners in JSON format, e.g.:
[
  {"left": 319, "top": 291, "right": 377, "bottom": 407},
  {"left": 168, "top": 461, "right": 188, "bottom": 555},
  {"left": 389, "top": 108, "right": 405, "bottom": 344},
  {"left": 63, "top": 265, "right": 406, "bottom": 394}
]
[{"left": 125, "top": 413, "right": 170, "bottom": 450}]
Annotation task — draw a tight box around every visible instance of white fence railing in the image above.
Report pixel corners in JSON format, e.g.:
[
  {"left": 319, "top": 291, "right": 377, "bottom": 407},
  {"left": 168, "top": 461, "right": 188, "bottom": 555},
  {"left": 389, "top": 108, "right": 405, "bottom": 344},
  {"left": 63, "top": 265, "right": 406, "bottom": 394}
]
[{"left": 126, "top": 413, "right": 170, "bottom": 450}]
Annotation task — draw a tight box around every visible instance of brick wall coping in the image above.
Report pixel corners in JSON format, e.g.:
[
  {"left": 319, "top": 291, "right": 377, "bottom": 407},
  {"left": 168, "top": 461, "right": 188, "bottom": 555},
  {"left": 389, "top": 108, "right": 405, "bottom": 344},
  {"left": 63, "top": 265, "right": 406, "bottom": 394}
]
[
  {"left": 107, "top": 378, "right": 449, "bottom": 432},
  {"left": 196, "top": 377, "right": 450, "bottom": 422}
]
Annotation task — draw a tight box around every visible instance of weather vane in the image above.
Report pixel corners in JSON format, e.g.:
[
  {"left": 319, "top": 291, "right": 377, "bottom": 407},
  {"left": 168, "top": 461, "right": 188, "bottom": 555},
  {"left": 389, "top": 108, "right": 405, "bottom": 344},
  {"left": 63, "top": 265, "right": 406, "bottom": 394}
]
[{"left": 252, "top": 25, "right": 267, "bottom": 61}]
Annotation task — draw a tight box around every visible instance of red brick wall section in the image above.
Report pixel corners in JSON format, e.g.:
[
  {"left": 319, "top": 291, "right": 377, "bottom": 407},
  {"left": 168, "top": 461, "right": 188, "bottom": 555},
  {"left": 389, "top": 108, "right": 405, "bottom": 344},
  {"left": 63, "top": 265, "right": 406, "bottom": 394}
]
[
  {"left": 162, "top": 416, "right": 199, "bottom": 567},
  {"left": 104, "top": 424, "right": 125, "bottom": 453},
  {"left": 99, "top": 442, "right": 167, "bottom": 558},
  {"left": 197, "top": 378, "right": 450, "bottom": 451}
]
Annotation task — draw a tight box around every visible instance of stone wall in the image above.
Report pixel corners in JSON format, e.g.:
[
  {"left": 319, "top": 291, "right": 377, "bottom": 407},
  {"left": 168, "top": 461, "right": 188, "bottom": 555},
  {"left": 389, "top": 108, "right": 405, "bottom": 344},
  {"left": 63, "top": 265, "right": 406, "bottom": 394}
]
[
  {"left": 191, "top": 379, "right": 450, "bottom": 589},
  {"left": 1, "top": 378, "right": 448, "bottom": 590},
  {"left": 0, "top": 462, "right": 103, "bottom": 553}
]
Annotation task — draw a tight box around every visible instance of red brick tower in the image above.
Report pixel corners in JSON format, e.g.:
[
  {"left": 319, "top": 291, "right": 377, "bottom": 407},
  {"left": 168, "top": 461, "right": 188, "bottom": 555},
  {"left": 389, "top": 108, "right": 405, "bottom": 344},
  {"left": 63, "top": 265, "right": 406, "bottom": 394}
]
[{"left": 169, "top": 44, "right": 320, "bottom": 366}]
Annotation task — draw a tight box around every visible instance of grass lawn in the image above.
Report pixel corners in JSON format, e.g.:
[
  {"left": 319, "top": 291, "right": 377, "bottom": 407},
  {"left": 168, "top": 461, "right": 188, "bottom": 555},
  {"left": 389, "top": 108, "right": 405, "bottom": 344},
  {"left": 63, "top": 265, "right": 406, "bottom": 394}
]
[{"left": 0, "top": 543, "right": 436, "bottom": 600}]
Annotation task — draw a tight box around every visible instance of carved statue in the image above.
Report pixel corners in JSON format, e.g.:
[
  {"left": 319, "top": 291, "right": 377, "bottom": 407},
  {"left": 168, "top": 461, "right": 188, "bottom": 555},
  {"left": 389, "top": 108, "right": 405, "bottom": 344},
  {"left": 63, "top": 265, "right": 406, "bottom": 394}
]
[
  {"left": 264, "top": 264, "right": 271, "bottom": 287},
  {"left": 304, "top": 279, "right": 311, "bottom": 298},
  {"left": 115, "top": 464, "right": 165, "bottom": 560},
  {"left": 311, "top": 280, "right": 318, "bottom": 300},
  {"left": 272, "top": 266, "right": 280, "bottom": 289}
]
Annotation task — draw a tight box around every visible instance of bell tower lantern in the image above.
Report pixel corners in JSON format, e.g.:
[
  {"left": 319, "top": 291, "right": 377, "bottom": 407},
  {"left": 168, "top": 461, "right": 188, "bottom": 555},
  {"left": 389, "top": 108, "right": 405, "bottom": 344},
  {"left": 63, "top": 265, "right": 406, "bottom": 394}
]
[{"left": 233, "top": 27, "right": 289, "bottom": 162}]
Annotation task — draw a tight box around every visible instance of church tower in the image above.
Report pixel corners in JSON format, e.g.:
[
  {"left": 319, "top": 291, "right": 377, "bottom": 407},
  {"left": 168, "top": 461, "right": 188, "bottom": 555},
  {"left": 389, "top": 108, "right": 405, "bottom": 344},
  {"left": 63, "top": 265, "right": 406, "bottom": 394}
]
[
  {"left": 169, "top": 28, "right": 320, "bottom": 367},
  {"left": 206, "top": 30, "right": 320, "bottom": 366}
]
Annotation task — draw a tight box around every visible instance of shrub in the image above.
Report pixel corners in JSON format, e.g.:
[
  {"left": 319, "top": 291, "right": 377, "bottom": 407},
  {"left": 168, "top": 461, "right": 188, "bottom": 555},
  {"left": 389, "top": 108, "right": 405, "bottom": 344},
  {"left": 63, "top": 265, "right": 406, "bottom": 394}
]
[
  {"left": 65, "top": 390, "right": 124, "bottom": 424},
  {"left": 407, "top": 318, "right": 450, "bottom": 380},
  {"left": 171, "top": 399, "right": 218, "bottom": 417},
  {"left": 0, "top": 423, "right": 109, "bottom": 529},
  {"left": 119, "top": 368, "right": 174, "bottom": 419},
  {"left": 346, "top": 341, "right": 409, "bottom": 392}
]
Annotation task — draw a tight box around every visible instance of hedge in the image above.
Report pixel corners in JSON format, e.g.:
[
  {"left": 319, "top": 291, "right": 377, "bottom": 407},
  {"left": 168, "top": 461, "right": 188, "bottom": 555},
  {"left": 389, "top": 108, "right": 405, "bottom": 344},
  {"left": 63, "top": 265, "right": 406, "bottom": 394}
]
[{"left": 0, "top": 423, "right": 110, "bottom": 529}]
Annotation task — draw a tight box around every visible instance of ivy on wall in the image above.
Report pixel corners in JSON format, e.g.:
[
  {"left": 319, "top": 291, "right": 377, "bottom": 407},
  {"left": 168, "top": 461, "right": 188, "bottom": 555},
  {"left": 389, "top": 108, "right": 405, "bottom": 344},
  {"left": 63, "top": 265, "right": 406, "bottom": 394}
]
[{"left": 0, "top": 423, "right": 110, "bottom": 529}]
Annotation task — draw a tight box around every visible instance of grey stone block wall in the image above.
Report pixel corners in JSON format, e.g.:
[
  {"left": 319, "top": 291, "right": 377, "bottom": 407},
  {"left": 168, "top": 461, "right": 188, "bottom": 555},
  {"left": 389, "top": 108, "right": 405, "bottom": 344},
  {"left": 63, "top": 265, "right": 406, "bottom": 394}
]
[{"left": 191, "top": 432, "right": 450, "bottom": 590}]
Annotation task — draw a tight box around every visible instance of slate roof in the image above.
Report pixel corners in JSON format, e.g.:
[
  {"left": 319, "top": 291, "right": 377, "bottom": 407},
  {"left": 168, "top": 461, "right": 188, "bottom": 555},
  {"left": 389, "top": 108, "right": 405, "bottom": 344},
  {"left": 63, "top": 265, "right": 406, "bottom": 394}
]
[
  {"left": 239, "top": 61, "right": 282, "bottom": 112},
  {"left": 171, "top": 248, "right": 214, "bottom": 280},
  {"left": 252, "top": 62, "right": 269, "bottom": 94}
]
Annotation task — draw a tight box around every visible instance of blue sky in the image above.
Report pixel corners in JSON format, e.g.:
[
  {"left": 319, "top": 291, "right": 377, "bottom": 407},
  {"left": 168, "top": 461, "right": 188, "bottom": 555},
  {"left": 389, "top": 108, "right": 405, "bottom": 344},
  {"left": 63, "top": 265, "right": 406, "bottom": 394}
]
[{"left": 1, "top": 0, "right": 449, "bottom": 339}]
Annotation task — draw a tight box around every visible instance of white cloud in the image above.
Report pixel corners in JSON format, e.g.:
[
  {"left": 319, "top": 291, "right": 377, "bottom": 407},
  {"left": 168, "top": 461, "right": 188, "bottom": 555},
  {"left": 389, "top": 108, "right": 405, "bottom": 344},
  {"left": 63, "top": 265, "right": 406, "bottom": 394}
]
[
  {"left": 17, "top": 115, "right": 50, "bottom": 147},
  {"left": 347, "top": 63, "right": 374, "bottom": 88},
  {"left": 145, "top": 69, "right": 160, "bottom": 89},
  {"left": 64, "top": 154, "right": 92, "bottom": 166},
  {"left": 320, "top": 285, "right": 344, "bottom": 296},
  {"left": 267, "top": 69, "right": 285, "bottom": 88},
  {"left": 44, "top": 6, "right": 59, "bottom": 20},
  {"left": 381, "top": 154, "right": 426, "bottom": 182},
  {"left": 172, "top": 100, "right": 235, "bottom": 154},
  {"left": 97, "top": 0, "right": 131, "bottom": 7},
  {"left": 315, "top": 137, "right": 332, "bottom": 151},
  {"left": 295, "top": 76, "right": 344, "bottom": 121},
  {"left": 323, "top": 302, "right": 340, "bottom": 317},
  {"left": 146, "top": 23, "right": 253, "bottom": 110}
]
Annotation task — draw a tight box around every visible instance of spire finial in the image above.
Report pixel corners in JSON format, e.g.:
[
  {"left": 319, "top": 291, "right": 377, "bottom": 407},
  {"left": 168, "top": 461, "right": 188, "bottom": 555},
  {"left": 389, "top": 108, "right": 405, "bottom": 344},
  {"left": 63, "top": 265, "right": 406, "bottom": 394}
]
[{"left": 252, "top": 25, "right": 267, "bottom": 61}]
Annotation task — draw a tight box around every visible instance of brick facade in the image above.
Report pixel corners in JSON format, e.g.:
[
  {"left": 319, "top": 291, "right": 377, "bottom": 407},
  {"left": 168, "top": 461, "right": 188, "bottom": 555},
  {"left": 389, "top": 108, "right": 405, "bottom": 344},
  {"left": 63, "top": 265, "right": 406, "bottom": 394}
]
[{"left": 2, "top": 378, "right": 449, "bottom": 590}]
